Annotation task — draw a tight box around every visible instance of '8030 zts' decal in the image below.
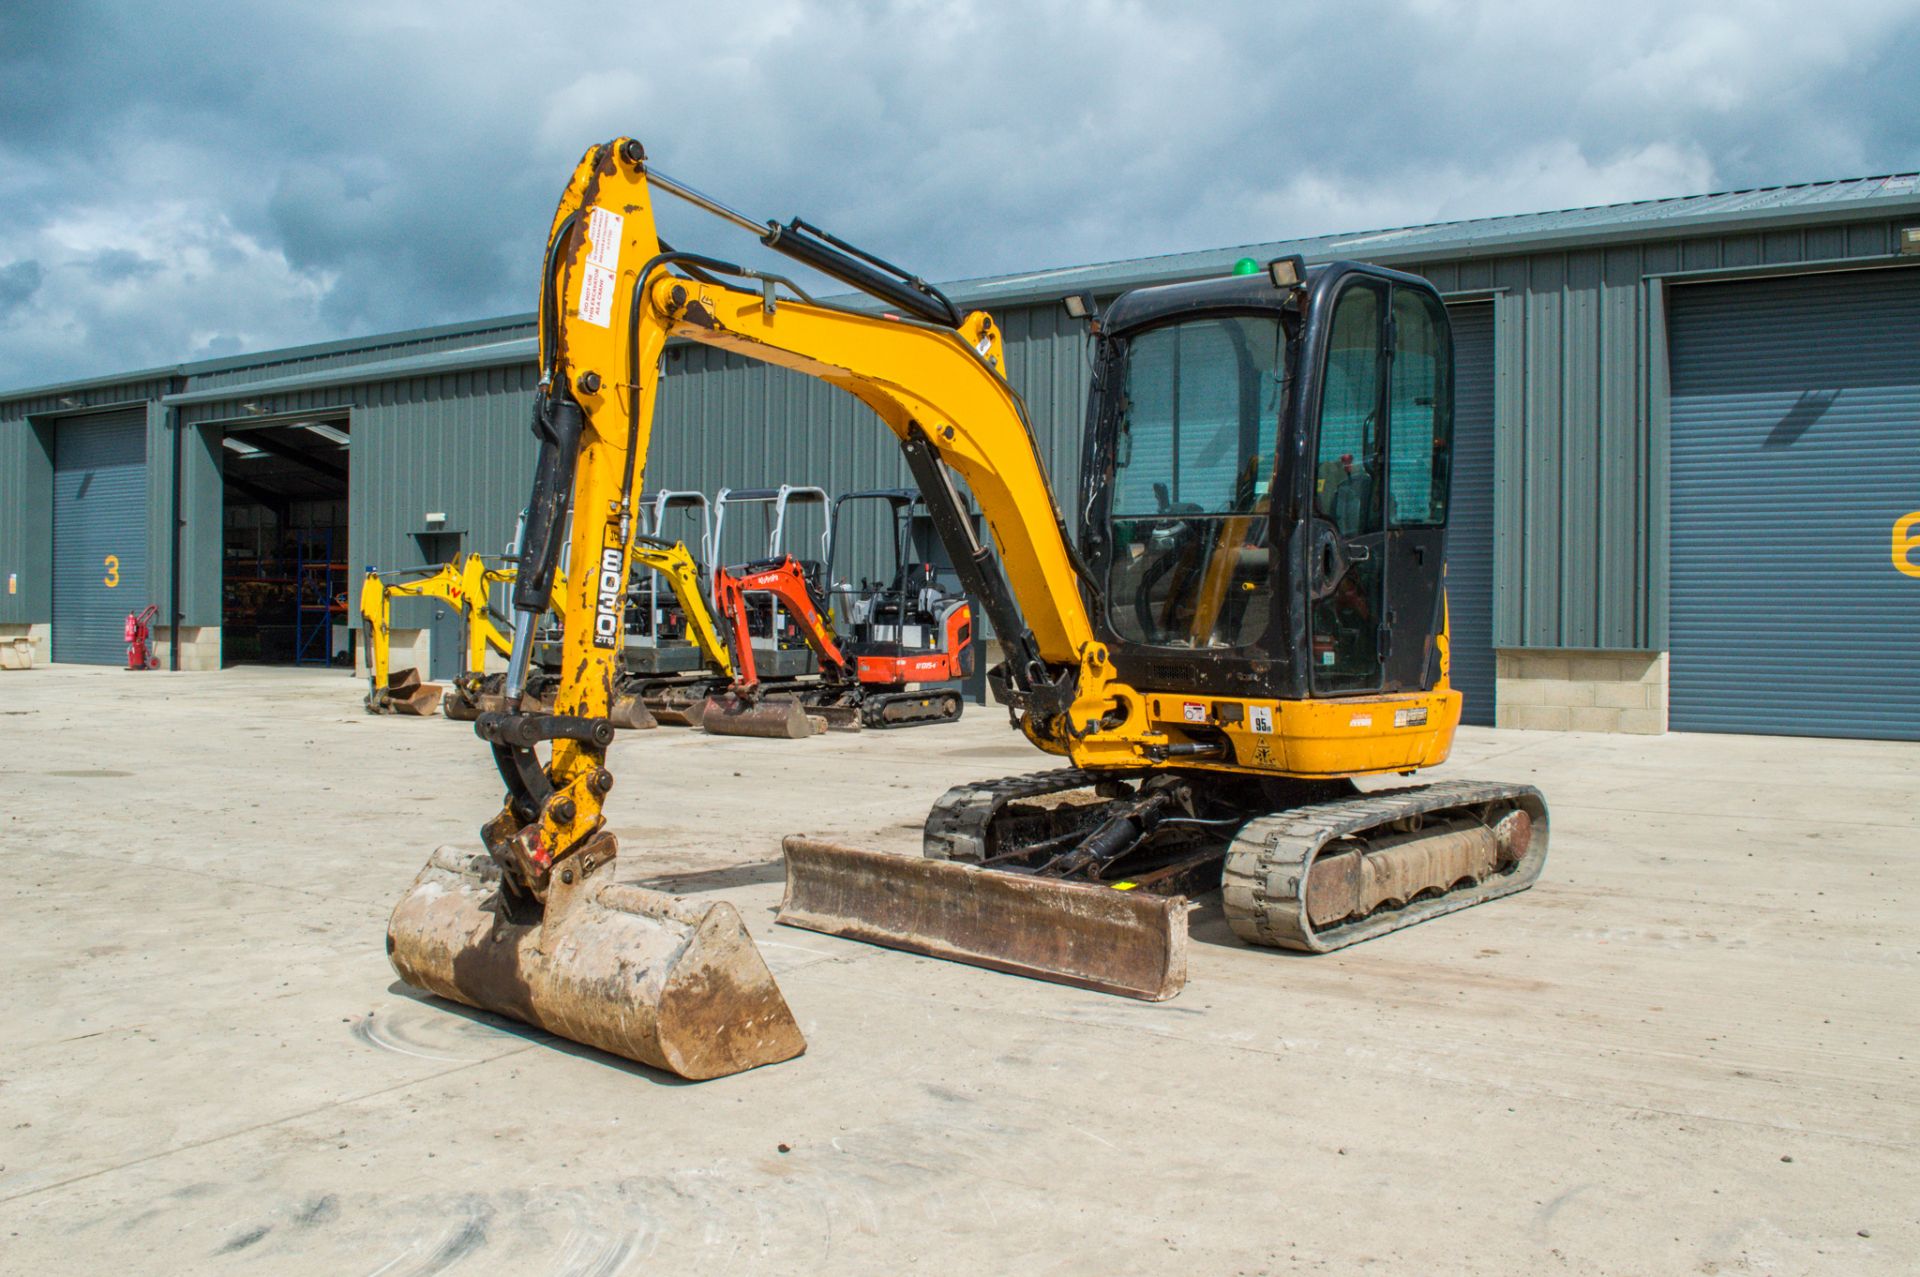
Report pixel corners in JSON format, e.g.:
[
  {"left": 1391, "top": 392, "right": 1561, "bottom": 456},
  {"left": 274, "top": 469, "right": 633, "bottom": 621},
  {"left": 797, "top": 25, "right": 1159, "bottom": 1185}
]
[{"left": 593, "top": 545, "right": 625, "bottom": 649}]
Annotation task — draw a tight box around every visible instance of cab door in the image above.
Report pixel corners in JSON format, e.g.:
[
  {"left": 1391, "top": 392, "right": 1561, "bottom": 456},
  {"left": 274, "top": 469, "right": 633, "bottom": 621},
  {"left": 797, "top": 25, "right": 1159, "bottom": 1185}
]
[
  {"left": 1379, "top": 287, "right": 1453, "bottom": 693},
  {"left": 1308, "top": 279, "right": 1389, "bottom": 693}
]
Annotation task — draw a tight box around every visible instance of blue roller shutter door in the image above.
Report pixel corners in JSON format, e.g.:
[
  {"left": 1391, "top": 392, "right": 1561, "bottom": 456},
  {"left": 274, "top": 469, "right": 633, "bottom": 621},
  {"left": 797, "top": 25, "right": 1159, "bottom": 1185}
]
[
  {"left": 52, "top": 409, "right": 150, "bottom": 665},
  {"left": 1668, "top": 267, "right": 1920, "bottom": 740},
  {"left": 1445, "top": 303, "right": 1496, "bottom": 725}
]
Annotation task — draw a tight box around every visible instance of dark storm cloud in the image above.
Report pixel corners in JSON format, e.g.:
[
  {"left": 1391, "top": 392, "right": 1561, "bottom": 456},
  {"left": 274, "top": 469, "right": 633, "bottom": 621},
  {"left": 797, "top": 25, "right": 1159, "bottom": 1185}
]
[
  {"left": 2, "top": 0, "right": 1917, "bottom": 389},
  {"left": 0, "top": 261, "right": 43, "bottom": 317}
]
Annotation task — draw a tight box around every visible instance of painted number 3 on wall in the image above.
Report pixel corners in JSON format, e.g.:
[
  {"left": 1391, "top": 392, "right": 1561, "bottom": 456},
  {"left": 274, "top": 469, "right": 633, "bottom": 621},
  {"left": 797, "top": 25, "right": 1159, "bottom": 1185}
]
[
  {"left": 1895, "top": 514, "right": 1920, "bottom": 580},
  {"left": 103, "top": 554, "right": 120, "bottom": 588}
]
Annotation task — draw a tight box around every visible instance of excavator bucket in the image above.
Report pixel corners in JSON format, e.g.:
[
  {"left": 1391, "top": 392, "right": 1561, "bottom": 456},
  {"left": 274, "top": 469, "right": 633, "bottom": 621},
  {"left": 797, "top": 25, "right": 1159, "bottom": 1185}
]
[
  {"left": 777, "top": 837, "right": 1190, "bottom": 1000},
  {"left": 645, "top": 690, "right": 709, "bottom": 728},
  {"left": 387, "top": 840, "right": 806, "bottom": 1080},
  {"left": 369, "top": 667, "right": 445, "bottom": 716},
  {"left": 609, "top": 692, "right": 659, "bottom": 730},
  {"left": 700, "top": 693, "right": 817, "bottom": 739}
]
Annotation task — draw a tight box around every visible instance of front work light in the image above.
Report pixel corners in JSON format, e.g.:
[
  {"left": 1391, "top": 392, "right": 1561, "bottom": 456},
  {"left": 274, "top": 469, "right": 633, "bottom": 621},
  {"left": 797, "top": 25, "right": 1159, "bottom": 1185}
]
[
  {"left": 1267, "top": 255, "right": 1306, "bottom": 288},
  {"left": 1063, "top": 292, "right": 1102, "bottom": 332}
]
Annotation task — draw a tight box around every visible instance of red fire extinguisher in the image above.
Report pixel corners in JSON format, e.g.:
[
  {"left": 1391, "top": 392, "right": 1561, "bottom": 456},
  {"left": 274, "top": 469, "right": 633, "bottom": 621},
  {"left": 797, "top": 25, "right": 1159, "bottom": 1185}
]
[{"left": 125, "top": 604, "right": 159, "bottom": 670}]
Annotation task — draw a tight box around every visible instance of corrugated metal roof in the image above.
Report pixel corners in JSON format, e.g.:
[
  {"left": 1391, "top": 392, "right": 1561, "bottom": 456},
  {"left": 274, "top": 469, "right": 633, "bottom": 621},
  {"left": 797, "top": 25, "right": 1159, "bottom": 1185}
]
[
  {"left": 943, "top": 172, "right": 1920, "bottom": 308},
  {"left": 0, "top": 362, "right": 187, "bottom": 403},
  {"left": 160, "top": 338, "right": 537, "bottom": 406},
  {"left": 3, "top": 315, "right": 533, "bottom": 406}
]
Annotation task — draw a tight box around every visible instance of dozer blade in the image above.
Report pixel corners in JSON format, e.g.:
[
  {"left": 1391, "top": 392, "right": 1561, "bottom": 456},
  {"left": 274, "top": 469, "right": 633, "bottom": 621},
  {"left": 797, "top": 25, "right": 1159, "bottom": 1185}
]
[
  {"left": 387, "top": 841, "right": 806, "bottom": 1080},
  {"left": 700, "top": 693, "right": 815, "bottom": 739},
  {"left": 778, "top": 837, "right": 1189, "bottom": 1001}
]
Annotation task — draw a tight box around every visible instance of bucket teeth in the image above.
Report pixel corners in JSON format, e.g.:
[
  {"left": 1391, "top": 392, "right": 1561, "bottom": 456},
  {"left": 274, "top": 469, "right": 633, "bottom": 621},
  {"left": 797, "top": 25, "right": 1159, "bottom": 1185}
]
[
  {"left": 387, "top": 841, "right": 807, "bottom": 1080},
  {"left": 777, "top": 837, "right": 1190, "bottom": 1001}
]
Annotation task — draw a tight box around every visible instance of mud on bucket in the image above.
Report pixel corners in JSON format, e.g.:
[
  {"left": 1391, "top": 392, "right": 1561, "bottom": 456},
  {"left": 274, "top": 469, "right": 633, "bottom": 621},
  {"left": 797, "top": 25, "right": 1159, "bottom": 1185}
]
[
  {"left": 387, "top": 842, "right": 806, "bottom": 1080},
  {"left": 699, "top": 693, "right": 814, "bottom": 739}
]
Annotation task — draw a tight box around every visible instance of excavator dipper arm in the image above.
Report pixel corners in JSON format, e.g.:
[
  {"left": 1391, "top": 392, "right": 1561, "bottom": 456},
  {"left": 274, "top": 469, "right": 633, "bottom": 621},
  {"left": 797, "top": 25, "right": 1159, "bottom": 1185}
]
[{"left": 713, "top": 557, "right": 850, "bottom": 693}]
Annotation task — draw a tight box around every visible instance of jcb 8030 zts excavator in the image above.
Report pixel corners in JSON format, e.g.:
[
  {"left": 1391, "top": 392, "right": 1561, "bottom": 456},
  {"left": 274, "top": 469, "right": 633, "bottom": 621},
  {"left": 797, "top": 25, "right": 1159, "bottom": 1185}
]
[{"left": 384, "top": 139, "right": 1547, "bottom": 1080}]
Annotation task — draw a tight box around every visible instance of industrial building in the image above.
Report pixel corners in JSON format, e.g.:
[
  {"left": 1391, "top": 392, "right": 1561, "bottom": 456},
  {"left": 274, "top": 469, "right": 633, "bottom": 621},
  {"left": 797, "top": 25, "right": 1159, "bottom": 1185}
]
[{"left": 3, "top": 175, "right": 1917, "bottom": 740}]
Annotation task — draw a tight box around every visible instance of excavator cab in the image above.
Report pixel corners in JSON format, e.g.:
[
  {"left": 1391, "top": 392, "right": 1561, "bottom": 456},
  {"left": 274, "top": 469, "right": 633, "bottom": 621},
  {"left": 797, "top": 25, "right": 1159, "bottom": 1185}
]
[{"left": 1080, "top": 262, "right": 1455, "bottom": 708}]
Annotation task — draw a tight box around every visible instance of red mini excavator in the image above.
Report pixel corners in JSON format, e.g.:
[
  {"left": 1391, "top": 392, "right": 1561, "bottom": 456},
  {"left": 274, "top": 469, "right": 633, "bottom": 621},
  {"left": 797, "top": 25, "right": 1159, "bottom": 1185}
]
[
  {"left": 701, "top": 495, "right": 973, "bottom": 737},
  {"left": 827, "top": 488, "right": 972, "bottom": 723},
  {"left": 702, "top": 554, "right": 851, "bottom": 737}
]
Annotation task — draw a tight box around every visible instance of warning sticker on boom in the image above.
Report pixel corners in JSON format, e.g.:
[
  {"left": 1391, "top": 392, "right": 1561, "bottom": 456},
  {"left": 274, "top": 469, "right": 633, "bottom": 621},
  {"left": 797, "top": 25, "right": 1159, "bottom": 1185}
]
[
  {"left": 585, "top": 207, "right": 624, "bottom": 271},
  {"left": 578, "top": 263, "right": 615, "bottom": 328}
]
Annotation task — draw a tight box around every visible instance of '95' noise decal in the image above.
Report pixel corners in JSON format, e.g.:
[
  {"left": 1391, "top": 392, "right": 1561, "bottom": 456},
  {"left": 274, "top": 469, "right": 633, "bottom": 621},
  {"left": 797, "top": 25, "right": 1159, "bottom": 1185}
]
[{"left": 593, "top": 545, "right": 625, "bottom": 649}]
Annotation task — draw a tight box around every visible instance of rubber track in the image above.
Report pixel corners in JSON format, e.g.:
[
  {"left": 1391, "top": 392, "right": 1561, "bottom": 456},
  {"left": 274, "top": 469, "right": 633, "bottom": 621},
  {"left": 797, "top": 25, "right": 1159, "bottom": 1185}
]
[
  {"left": 922, "top": 768, "right": 1122, "bottom": 862},
  {"left": 1221, "top": 779, "right": 1550, "bottom": 953},
  {"left": 862, "top": 689, "right": 964, "bottom": 730}
]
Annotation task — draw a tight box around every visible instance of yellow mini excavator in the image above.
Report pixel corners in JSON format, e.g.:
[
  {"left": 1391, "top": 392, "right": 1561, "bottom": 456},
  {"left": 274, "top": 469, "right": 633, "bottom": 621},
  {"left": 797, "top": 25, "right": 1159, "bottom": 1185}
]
[
  {"left": 359, "top": 555, "right": 515, "bottom": 718},
  {"left": 384, "top": 140, "right": 1548, "bottom": 1080}
]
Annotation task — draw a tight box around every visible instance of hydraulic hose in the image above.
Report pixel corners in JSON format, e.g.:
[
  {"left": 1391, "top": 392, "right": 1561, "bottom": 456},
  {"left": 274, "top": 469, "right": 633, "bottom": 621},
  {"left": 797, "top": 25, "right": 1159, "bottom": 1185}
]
[{"left": 505, "top": 389, "right": 585, "bottom": 700}]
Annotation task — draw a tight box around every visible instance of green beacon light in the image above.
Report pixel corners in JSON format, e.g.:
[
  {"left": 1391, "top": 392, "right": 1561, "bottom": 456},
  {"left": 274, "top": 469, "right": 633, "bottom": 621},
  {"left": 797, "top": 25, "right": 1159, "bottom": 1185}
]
[{"left": 1232, "top": 256, "right": 1260, "bottom": 276}]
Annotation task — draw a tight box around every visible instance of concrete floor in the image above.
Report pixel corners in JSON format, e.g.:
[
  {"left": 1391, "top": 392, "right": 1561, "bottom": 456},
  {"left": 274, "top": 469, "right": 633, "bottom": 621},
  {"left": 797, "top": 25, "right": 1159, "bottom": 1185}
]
[{"left": 0, "top": 666, "right": 1913, "bottom": 1275}]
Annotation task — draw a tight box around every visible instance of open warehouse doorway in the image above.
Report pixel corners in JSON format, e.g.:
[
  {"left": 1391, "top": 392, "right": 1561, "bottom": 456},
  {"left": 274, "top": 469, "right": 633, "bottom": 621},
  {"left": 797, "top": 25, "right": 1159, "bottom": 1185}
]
[{"left": 220, "top": 418, "right": 351, "bottom": 667}]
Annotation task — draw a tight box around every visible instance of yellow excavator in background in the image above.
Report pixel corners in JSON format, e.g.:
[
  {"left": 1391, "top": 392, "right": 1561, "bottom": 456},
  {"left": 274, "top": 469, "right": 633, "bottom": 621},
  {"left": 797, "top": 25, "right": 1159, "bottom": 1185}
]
[
  {"left": 524, "top": 491, "right": 737, "bottom": 728},
  {"left": 384, "top": 139, "right": 1548, "bottom": 1081},
  {"left": 358, "top": 555, "right": 515, "bottom": 718}
]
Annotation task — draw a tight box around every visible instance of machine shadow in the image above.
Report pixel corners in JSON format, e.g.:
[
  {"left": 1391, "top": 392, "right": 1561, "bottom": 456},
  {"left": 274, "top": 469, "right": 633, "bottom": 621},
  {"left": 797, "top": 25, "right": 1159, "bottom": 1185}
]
[{"left": 631, "top": 857, "right": 786, "bottom": 895}]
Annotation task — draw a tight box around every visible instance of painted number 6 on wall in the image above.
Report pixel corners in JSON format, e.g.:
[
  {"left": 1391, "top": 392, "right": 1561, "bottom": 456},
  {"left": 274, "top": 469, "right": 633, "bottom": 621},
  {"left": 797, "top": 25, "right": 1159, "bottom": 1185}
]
[{"left": 1895, "top": 513, "right": 1920, "bottom": 579}]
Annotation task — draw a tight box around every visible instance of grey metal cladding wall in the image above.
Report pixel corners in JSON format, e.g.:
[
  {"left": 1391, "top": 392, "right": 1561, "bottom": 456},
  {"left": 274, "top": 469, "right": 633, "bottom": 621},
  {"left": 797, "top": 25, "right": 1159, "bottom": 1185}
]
[
  {"left": 349, "top": 363, "right": 542, "bottom": 631},
  {"left": 52, "top": 408, "right": 148, "bottom": 663},
  {"left": 1444, "top": 303, "right": 1497, "bottom": 725},
  {"left": 0, "top": 418, "right": 54, "bottom": 624},
  {"left": 1667, "top": 266, "right": 1920, "bottom": 740},
  {"left": 1407, "top": 214, "right": 1910, "bottom": 651},
  {"left": 992, "top": 303, "right": 1093, "bottom": 532}
]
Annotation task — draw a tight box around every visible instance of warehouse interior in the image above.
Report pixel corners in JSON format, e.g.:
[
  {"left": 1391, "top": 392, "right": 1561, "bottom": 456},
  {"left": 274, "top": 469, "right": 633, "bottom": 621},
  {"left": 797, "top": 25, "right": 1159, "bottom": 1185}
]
[{"left": 219, "top": 418, "right": 350, "bottom": 667}]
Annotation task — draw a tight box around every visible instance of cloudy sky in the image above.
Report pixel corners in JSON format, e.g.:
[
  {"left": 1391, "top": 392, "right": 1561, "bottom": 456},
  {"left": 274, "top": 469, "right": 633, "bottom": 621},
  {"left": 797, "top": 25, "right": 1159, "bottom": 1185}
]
[{"left": 2, "top": 0, "right": 1917, "bottom": 389}]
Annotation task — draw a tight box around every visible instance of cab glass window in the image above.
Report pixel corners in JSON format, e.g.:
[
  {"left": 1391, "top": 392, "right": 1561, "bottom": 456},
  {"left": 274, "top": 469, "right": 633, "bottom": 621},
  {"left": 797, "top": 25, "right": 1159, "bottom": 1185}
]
[
  {"left": 1105, "top": 315, "right": 1283, "bottom": 649},
  {"left": 1313, "top": 287, "right": 1384, "bottom": 537},
  {"left": 1387, "top": 288, "right": 1452, "bottom": 527}
]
